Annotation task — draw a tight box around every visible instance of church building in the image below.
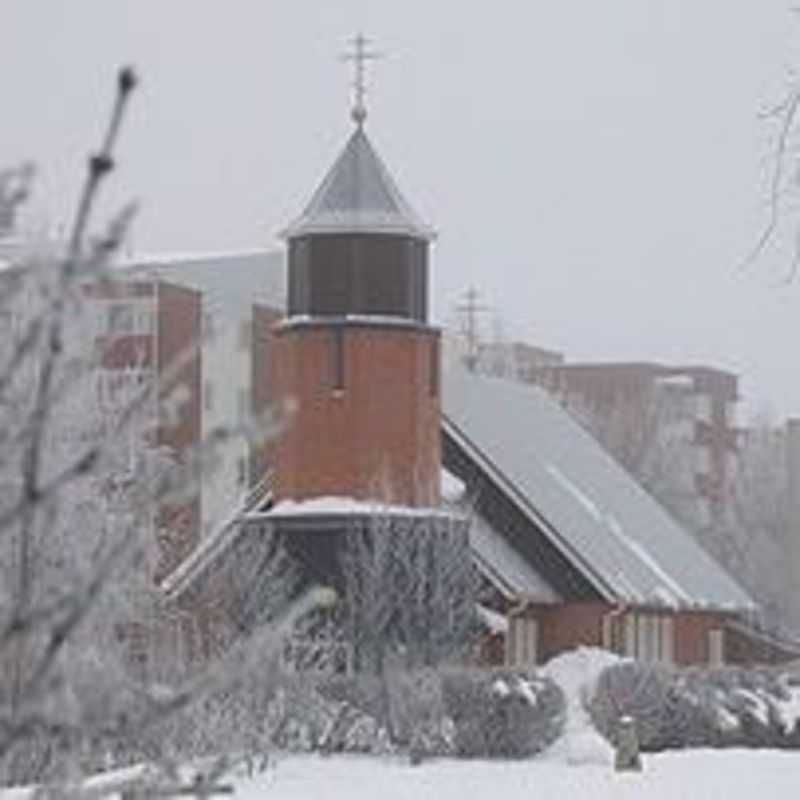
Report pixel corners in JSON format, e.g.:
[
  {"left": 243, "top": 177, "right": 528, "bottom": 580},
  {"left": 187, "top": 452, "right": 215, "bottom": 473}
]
[
  {"left": 161, "top": 41, "right": 797, "bottom": 669},
  {"left": 163, "top": 41, "right": 472, "bottom": 669}
]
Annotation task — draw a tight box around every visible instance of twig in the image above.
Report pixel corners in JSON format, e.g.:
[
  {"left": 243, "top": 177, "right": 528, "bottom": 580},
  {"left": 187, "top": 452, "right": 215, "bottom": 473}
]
[{"left": 740, "top": 87, "right": 800, "bottom": 272}]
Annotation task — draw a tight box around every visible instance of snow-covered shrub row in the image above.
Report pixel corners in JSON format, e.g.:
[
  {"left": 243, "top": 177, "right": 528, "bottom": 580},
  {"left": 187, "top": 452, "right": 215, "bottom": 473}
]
[
  {"left": 440, "top": 669, "right": 565, "bottom": 758},
  {"left": 317, "top": 669, "right": 451, "bottom": 754},
  {"left": 112, "top": 674, "right": 388, "bottom": 764},
  {"left": 388, "top": 668, "right": 452, "bottom": 755},
  {"left": 266, "top": 678, "right": 394, "bottom": 755},
  {"left": 278, "top": 667, "right": 565, "bottom": 760},
  {"left": 316, "top": 673, "right": 386, "bottom": 724},
  {"left": 589, "top": 661, "right": 800, "bottom": 751},
  {"left": 118, "top": 680, "right": 277, "bottom": 767},
  {"left": 118, "top": 666, "right": 564, "bottom": 764}
]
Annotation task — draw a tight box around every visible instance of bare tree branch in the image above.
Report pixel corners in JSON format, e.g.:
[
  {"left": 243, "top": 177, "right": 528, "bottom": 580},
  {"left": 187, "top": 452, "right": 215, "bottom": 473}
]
[{"left": 741, "top": 86, "right": 800, "bottom": 275}]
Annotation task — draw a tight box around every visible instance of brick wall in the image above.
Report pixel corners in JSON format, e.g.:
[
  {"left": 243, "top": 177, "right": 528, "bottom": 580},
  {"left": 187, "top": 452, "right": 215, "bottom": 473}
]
[
  {"left": 273, "top": 321, "right": 441, "bottom": 507},
  {"left": 514, "top": 602, "right": 730, "bottom": 666},
  {"left": 534, "top": 603, "right": 606, "bottom": 663},
  {"left": 673, "top": 610, "right": 726, "bottom": 665}
]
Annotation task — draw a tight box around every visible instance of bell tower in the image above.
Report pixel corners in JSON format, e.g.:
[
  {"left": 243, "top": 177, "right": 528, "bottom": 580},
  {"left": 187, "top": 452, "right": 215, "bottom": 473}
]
[{"left": 272, "top": 36, "right": 441, "bottom": 507}]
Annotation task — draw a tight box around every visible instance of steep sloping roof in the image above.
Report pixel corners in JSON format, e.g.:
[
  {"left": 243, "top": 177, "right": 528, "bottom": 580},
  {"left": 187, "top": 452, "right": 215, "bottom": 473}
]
[
  {"left": 443, "top": 366, "right": 755, "bottom": 612},
  {"left": 469, "top": 511, "right": 561, "bottom": 603},
  {"left": 282, "top": 128, "right": 435, "bottom": 241}
]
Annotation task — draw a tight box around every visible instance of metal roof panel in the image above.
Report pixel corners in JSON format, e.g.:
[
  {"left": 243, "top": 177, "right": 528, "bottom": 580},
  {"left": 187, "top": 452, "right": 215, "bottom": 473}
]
[
  {"left": 443, "top": 366, "right": 756, "bottom": 612},
  {"left": 282, "top": 128, "right": 435, "bottom": 241}
]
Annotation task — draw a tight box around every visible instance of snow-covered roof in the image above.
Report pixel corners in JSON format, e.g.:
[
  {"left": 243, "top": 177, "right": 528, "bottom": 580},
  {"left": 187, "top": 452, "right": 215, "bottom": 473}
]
[
  {"left": 262, "top": 496, "right": 454, "bottom": 519},
  {"left": 278, "top": 314, "right": 431, "bottom": 332},
  {"left": 160, "top": 473, "right": 276, "bottom": 601},
  {"left": 443, "top": 366, "right": 756, "bottom": 612},
  {"left": 441, "top": 468, "right": 467, "bottom": 503},
  {"left": 469, "top": 510, "right": 561, "bottom": 603},
  {"left": 282, "top": 127, "right": 435, "bottom": 241},
  {"left": 162, "top": 492, "right": 463, "bottom": 601}
]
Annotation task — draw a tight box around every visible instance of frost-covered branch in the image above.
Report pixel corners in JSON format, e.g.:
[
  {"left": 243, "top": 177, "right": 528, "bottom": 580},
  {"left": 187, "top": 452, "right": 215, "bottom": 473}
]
[{"left": 0, "top": 67, "right": 307, "bottom": 794}]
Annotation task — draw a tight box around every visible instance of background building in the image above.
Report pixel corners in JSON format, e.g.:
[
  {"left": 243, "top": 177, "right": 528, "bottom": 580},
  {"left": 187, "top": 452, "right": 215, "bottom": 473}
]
[
  {"left": 529, "top": 361, "right": 740, "bottom": 528},
  {"left": 85, "top": 278, "right": 203, "bottom": 578},
  {"left": 121, "top": 251, "right": 285, "bottom": 540}
]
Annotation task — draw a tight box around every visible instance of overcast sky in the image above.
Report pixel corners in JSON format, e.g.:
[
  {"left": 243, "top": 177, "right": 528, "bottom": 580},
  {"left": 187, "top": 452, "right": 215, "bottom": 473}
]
[{"left": 2, "top": 1, "right": 799, "bottom": 419}]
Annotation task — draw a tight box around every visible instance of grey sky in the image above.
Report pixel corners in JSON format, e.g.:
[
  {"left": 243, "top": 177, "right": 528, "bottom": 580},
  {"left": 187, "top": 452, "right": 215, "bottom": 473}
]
[{"left": 2, "top": 1, "right": 798, "bottom": 419}]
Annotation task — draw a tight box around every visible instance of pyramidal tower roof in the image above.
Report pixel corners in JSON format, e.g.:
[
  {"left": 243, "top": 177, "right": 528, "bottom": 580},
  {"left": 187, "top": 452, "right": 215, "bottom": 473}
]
[{"left": 282, "top": 126, "right": 435, "bottom": 241}]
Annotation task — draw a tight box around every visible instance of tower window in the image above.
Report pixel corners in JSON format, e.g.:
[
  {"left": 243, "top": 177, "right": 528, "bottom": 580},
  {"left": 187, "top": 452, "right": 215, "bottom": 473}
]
[
  {"left": 330, "top": 328, "right": 345, "bottom": 391},
  {"left": 107, "top": 303, "right": 134, "bottom": 334},
  {"left": 430, "top": 339, "right": 439, "bottom": 397}
]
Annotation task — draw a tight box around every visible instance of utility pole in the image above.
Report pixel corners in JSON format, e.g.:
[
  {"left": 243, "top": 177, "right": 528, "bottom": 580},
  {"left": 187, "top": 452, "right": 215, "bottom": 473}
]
[{"left": 455, "top": 286, "right": 490, "bottom": 372}]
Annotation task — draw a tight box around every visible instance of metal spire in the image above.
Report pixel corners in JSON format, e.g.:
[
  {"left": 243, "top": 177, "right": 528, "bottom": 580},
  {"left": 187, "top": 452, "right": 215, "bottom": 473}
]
[{"left": 342, "top": 33, "right": 382, "bottom": 128}]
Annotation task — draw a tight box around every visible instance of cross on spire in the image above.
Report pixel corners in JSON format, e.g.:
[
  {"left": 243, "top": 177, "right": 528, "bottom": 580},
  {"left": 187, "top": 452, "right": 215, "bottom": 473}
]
[{"left": 342, "top": 33, "right": 382, "bottom": 127}]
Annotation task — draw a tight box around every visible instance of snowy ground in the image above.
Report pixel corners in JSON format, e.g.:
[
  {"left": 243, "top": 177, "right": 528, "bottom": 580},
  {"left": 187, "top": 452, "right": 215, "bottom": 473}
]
[
  {"left": 5, "top": 750, "right": 799, "bottom": 800},
  {"left": 540, "top": 646, "right": 620, "bottom": 765},
  {"left": 233, "top": 750, "right": 800, "bottom": 800}
]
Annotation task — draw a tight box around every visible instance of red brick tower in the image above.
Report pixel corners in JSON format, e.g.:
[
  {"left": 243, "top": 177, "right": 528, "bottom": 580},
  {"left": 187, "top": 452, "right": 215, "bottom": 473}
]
[{"left": 272, "top": 67, "right": 441, "bottom": 508}]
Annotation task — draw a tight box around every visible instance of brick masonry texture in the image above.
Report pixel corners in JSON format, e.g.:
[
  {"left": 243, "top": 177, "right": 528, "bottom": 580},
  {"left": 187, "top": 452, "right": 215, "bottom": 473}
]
[{"left": 273, "top": 322, "right": 441, "bottom": 507}]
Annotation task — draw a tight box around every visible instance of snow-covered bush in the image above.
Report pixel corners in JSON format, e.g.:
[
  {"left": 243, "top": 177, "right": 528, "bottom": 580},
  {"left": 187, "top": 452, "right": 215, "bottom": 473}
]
[
  {"left": 589, "top": 661, "right": 673, "bottom": 750},
  {"left": 388, "top": 668, "right": 455, "bottom": 760},
  {"left": 441, "top": 668, "right": 565, "bottom": 758},
  {"left": 316, "top": 674, "right": 387, "bottom": 722},
  {"left": 318, "top": 670, "right": 452, "bottom": 758},
  {"left": 267, "top": 677, "right": 393, "bottom": 756},
  {"left": 272, "top": 667, "right": 565, "bottom": 761},
  {"left": 590, "top": 661, "right": 800, "bottom": 751},
  {"left": 119, "top": 668, "right": 277, "bottom": 767},
  {"left": 319, "top": 667, "right": 563, "bottom": 760},
  {"left": 674, "top": 667, "right": 800, "bottom": 749}
]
